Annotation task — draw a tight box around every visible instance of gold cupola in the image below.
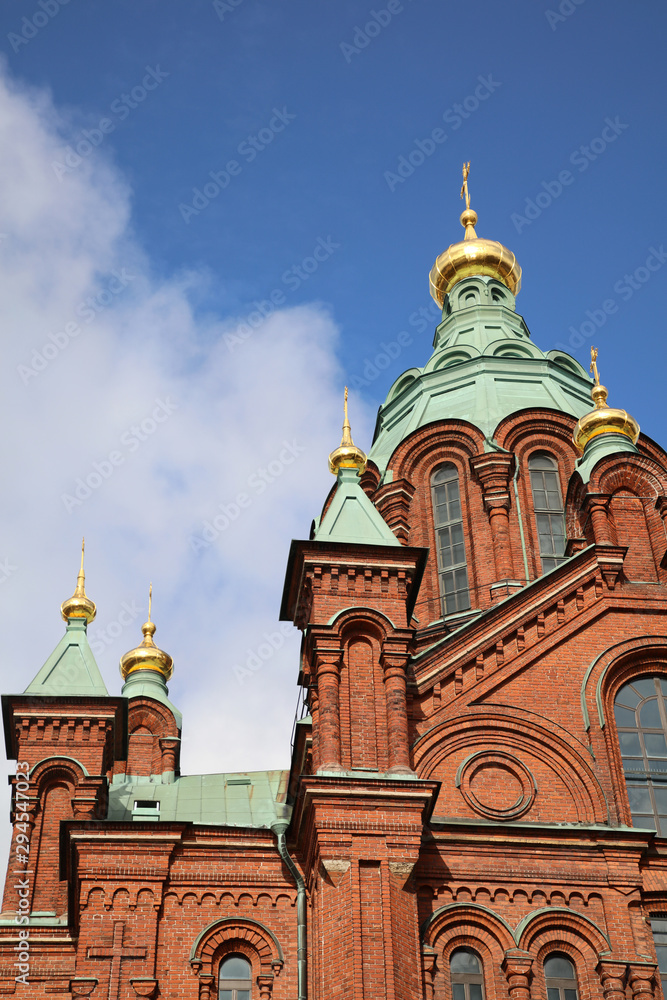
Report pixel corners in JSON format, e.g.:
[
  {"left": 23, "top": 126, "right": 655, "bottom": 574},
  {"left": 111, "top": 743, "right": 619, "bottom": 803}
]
[
  {"left": 119, "top": 585, "right": 173, "bottom": 681},
  {"left": 61, "top": 538, "right": 96, "bottom": 623},
  {"left": 328, "top": 387, "right": 367, "bottom": 475},
  {"left": 573, "top": 347, "right": 640, "bottom": 452},
  {"left": 429, "top": 162, "right": 522, "bottom": 306}
]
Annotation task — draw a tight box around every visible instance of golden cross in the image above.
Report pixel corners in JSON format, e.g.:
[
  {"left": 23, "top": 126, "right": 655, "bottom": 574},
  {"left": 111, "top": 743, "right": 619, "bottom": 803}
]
[
  {"left": 344, "top": 386, "right": 348, "bottom": 421},
  {"left": 460, "top": 161, "right": 471, "bottom": 209},
  {"left": 590, "top": 346, "right": 600, "bottom": 386},
  {"left": 148, "top": 583, "right": 152, "bottom": 623}
]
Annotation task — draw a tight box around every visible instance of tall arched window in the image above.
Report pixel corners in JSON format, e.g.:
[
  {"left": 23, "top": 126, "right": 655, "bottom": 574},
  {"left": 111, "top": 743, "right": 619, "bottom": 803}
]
[
  {"left": 615, "top": 677, "right": 667, "bottom": 833},
  {"left": 650, "top": 916, "right": 667, "bottom": 995},
  {"left": 431, "top": 464, "right": 471, "bottom": 615},
  {"left": 544, "top": 954, "right": 579, "bottom": 1000},
  {"left": 450, "top": 948, "right": 484, "bottom": 1000},
  {"left": 219, "top": 955, "right": 252, "bottom": 1000},
  {"left": 528, "top": 453, "right": 566, "bottom": 573}
]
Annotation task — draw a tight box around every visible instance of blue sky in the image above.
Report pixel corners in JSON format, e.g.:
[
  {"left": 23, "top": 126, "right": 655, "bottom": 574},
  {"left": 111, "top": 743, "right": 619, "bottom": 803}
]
[
  {"left": 4, "top": 0, "right": 666, "bottom": 420},
  {"left": 0, "top": 0, "right": 665, "bottom": 852}
]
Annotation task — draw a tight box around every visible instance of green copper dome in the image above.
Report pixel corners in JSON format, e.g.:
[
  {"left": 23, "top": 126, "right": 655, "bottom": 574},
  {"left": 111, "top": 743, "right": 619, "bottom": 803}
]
[{"left": 369, "top": 276, "right": 593, "bottom": 476}]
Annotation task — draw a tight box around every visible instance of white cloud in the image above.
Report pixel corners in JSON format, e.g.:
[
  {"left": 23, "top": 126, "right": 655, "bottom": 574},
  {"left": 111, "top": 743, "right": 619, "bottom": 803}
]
[{"left": 0, "top": 62, "right": 375, "bottom": 868}]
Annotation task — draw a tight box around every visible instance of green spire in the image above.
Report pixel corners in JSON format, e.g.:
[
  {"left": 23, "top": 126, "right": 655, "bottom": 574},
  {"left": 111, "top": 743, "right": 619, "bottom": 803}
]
[
  {"left": 25, "top": 618, "right": 109, "bottom": 697},
  {"left": 314, "top": 466, "right": 400, "bottom": 546}
]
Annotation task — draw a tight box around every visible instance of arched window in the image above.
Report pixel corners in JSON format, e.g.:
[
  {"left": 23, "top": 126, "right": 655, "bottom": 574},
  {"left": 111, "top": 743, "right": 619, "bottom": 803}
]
[
  {"left": 650, "top": 916, "right": 667, "bottom": 995},
  {"left": 450, "top": 948, "right": 484, "bottom": 1000},
  {"left": 615, "top": 676, "right": 667, "bottom": 833},
  {"left": 219, "top": 955, "right": 252, "bottom": 1000},
  {"left": 431, "top": 465, "right": 471, "bottom": 615},
  {"left": 544, "top": 954, "right": 579, "bottom": 1000},
  {"left": 528, "top": 453, "right": 566, "bottom": 573}
]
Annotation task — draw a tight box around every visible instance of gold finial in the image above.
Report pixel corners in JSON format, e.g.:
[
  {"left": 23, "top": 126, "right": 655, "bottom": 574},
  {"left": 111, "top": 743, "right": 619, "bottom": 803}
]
[
  {"left": 588, "top": 346, "right": 609, "bottom": 409},
  {"left": 429, "top": 163, "right": 522, "bottom": 303},
  {"left": 61, "top": 537, "right": 96, "bottom": 623},
  {"left": 119, "top": 584, "right": 173, "bottom": 682},
  {"left": 459, "top": 161, "right": 478, "bottom": 240},
  {"left": 328, "top": 386, "right": 367, "bottom": 475},
  {"left": 573, "top": 346, "right": 640, "bottom": 452},
  {"left": 460, "top": 161, "right": 471, "bottom": 210}
]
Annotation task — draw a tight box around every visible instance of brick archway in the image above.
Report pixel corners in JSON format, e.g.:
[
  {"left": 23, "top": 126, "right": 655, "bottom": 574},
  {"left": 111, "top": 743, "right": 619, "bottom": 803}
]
[{"left": 190, "top": 917, "right": 284, "bottom": 1000}]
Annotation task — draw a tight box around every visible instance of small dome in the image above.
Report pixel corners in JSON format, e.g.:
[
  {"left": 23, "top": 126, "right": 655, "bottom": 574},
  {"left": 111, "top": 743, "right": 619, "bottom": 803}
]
[
  {"left": 120, "top": 620, "right": 173, "bottom": 681},
  {"left": 61, "top": 539, "right": 96, "bottom": 624},
  {"left": 573, "top": 348, "right": 639, "bottom": 452},
  {"left": 573, "top": 383, "right": 640, "bottom": 452},
  {"left": 329, "top": 387, "right": 367, "bottom": 475},
  {"left": 429, "top": 208, "right": 522, "bottom": 305}
]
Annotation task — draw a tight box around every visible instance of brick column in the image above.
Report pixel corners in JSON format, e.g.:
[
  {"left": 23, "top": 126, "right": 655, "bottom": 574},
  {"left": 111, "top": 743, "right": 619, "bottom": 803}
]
[
  {"left": 628, "top": 964, "right": 658, "bottom": 1000},
  {"left": 316, "top": 653, "right": 343, "bottom": 772},
  {"left": 422, "top": 946, "right": 437, "bottom": 1000},
  {"left": 502, "top": 950, "right": 533, "bottom": 1000},
  {"left": 470, "top": 452, "right": 516, "bottom": 582},
  {"left": 382, "top": 649, "right": 414, "bottom": 775},
  {"left": 256, "top": 973, "right": 274, "bottom": 1000},
  {"left": 597, "top": 960, "right": 628, "bottom": 1000},
  {"left": 586, "top": 494, "right": 612, "bottom": 544}
]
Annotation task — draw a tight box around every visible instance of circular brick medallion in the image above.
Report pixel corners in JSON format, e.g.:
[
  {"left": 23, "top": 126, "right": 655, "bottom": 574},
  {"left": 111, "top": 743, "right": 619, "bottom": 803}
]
[{"left": 456, "top": 751, "right": 536, "bottom": 820}]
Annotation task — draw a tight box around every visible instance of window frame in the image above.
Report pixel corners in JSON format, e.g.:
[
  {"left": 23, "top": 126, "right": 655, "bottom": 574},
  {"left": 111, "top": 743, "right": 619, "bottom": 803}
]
[
  {"left": 450, "top": 947, "right": 485, "bottom": 1000},
  {"left": 544, "top": 952, "right": 579, "bottom": 1000},
  {"left": 218, "top": 954, "right": 252, "bottom": 1000},
  {"left": 528, "top": 451, "right": 566, "bottom": 574},
  {"left": 430, "top": 463, "right": 471, "bottom": 617},
  {"left": 650, "top": 915, "right": 667, "bottom": 996},
  {"left": 615, "top": 676, "right": 667, "bottom": 835}
]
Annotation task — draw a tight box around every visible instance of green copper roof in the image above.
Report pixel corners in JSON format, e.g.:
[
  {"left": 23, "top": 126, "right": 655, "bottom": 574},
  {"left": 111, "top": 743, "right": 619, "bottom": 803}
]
[
  {"left": 369, "top": 276, "right": 594, "bottom": 476},
  {"left": 25, "top": 618, "right": 109, "bottom": 698},
  {"left": 314, "top": 466, "right": 400, "bottom": 545},
  {"left": 107, "top": 769, "right": 289, "bottom": 828},
  {"left": 576, "top": 432, "right": 640, "bottom": 484},
  {"left": 122, "top": 669, "right": 182, "bottom": 729}
]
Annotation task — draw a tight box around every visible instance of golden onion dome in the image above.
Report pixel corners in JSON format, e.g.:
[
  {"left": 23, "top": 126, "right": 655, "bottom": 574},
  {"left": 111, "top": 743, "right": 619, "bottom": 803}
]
[
  {"left": 429, "top": 163, "right": 522, "bottom": 306},
  {"left": 61, "top": 538, "right": 96, "bottom": 623},
  {"left": 573, "top": 347, "right": 640, "bottom": 452},
  {"left": 329, "top": 387, "right": 367, "bottom": 475},
  {"left": 119, "top": 585, "right": 173, "bottom": 681}
]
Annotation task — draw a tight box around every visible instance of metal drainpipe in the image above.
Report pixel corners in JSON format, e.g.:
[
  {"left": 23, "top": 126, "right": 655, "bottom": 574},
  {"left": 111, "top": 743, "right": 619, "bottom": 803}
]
[
  {"left": 271, "top": 820, "right": 307, "bottom": 1000},
  {"left": 512, "top": 458, "right": 530, "bottom": 584}
]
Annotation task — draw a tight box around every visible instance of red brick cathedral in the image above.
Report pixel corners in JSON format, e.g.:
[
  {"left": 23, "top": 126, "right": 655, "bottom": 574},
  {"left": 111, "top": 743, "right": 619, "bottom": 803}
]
[{"left": 2, "top": 180, "right": 667, "bottom": 1000}]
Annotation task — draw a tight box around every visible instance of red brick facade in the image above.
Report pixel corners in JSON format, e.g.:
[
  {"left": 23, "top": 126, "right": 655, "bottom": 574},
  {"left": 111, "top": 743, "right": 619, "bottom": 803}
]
[{"left": 1, "top": 327, "right": 667, "bottom": 999}]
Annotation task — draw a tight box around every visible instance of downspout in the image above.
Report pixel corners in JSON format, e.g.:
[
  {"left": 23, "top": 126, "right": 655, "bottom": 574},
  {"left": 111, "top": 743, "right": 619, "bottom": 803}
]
[
  {"left": 512, "top": 458, "right": 530, "bottom": 584},
  {"left": 271, "top": 819, "right": 307, "bottom": 1000}
]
